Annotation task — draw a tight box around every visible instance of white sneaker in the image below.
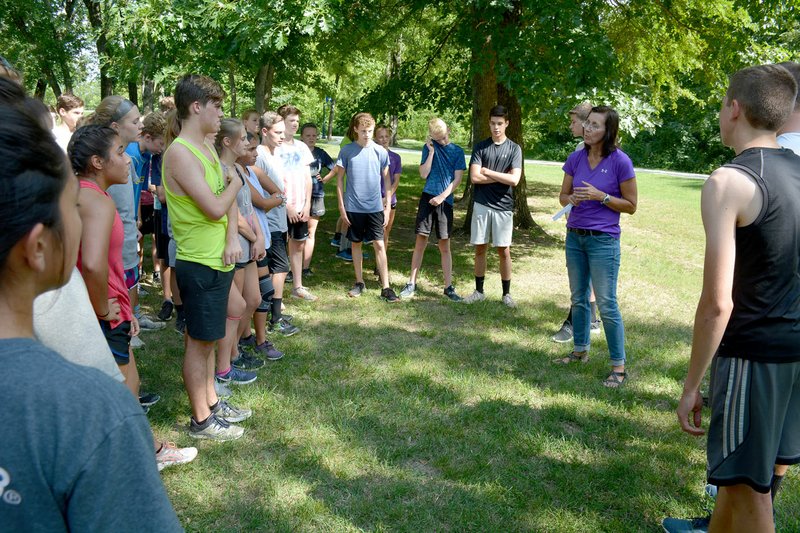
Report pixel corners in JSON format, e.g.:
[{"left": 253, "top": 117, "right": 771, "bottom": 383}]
[
  {"left": 138, "top": 315, "right": 166, "bottom": 331},
  {"left": 130, "top": 335, "right": 145, "bottom": 348},
  {"left": 462, "top": 290, "right": 486, "bottom": 304},
  {"left": 189, "top": 414, "right": 244, "bottom": 441},
  {"left": 502, "top": 293, "right": 517, "bottom": 308},
  {"left": 399, "top": 282, "right": 415, "bottom": 299},
  {"left": 156, "top": 442, "right": 198, "bottom": 471},
  {"left": 291, "top": 286, "right": 318, "bottom": 301}
]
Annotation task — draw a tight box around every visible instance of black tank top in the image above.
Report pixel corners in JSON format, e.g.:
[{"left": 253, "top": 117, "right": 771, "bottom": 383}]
[{"left": 717, "top": 147, "right": 800, "bottom": 363}]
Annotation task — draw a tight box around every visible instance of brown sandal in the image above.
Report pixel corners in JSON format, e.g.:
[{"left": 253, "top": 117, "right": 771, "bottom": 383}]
[
  {"left": 553, "top": 351, "right": 589, "bottom": 364},
  {"left": 603, "top": 371, "right": 627, "bottom": 388}
]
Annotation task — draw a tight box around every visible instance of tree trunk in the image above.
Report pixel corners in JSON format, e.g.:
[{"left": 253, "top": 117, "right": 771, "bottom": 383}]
[
  {"left": 83, "top": 0, "right": 113, "bottom": 98},
  {"left": 461, "top": 36, "right": 497, "bottom": 231},
  {"left": 128, "top": 80, "right": 138, "bottom": 107},
  {"left": 254, "top": 61, "right": 275, "bottom": 114},
  {"left": 228, "top": 62, "right": 237, "bottom": 117},
  {"left": 497, "top": 84, "right": 534, "bottom": 229},
  {"left": 142, "top": 79, "right": 155, "bottom": 113},
  {"left": 327, "top": 73, "right": 339, "bottom": 139},
  {"left": 34, "top": 79, "right": 47, "bottom": 100}
]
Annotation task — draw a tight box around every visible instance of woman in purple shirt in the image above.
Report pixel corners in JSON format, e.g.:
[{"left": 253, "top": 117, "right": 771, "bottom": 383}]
[{"left": 555, "top": 106, "right": 638, "bottom": 388}]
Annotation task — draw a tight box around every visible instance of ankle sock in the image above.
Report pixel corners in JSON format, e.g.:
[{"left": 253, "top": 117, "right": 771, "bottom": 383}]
[
  {"left": 215, "top": 367, "right": 231, "bottom": 378},
  {"left": 475, "top": 276, "right": 485, "bottom": 293},
  {"left": 502, "top": 279, "right": 511, "bottom": 296}
]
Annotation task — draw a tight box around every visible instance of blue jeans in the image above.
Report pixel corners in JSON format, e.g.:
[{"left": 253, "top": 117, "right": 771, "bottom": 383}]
[{"left": 565, "top": 230, "right": 626, "bottom": 366}]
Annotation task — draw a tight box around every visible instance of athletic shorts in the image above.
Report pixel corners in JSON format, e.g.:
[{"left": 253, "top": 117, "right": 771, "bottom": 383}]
[
  {"left": 256, "top": 255, "right": 270, "bottom": 269},
  {"left": 706, "top": 356, "right": 800, "bottom": 493},
  {"left": 287, "top": 220, "right": 309, "bottom": 241},
  {"left": 235, "top": 259, "right": 254, "bottom": 270},
  {"left": 124, "top": 267, "right": 140, "bottom": 290},
  {"left": 470, "top": 202, "right": 513, "bottom": 247},
  {"left": 153, "top": 211, "right": 170, "bottom": 260},
  {"left": 346, "top": 211, "right": 384, "bottom": 243},
  {"left": 266, "top": 231, "right": 290, "bottom": 274},
  {"left": 175, "top": 260, "right": 234, "bottom": 341},
  {"left": 140, "top": 204, "right": 155, "bottom": 235},
  {"left": 416, "top": 193, "right": 454, "bottom": 239},
  {"left": 100, "top": 320, "right": 131, "bottom": 365},
  {"left": 310, "top": 196, "right": 326, "bottom": 217}
]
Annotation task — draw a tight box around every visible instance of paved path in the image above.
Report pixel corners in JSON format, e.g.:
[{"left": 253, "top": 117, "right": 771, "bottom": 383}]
[{"left": 325, "top": 136, "right": 707, "bottom": 180}]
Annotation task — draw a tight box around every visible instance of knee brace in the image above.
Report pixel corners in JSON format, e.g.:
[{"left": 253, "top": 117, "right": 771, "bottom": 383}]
[{"left": 257, "top": 275, "right": 274, "bottom": 313}]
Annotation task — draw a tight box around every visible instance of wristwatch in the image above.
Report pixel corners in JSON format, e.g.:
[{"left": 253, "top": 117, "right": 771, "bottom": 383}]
[{"left": 602, "top": 193, "right": 611, "bottom": 205}]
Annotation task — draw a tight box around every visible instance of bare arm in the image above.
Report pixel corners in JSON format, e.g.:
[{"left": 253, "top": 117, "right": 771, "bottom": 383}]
[
  {"left": 78, "top": 190, "right": 119, "bottom": 320},
  {"left": 223, "top": 200, "right": 242, "bottom": 266},
  {"left": 559, "top": 172, "right": 579, "bottom": 207},
  {"left": 677, "top": 167, "right": 759, "bottom": 436},
  {"left": 165, "top": 142, "right": 241, "bottom": 220},
  {"left": 419, "top": 141, "right": 434, "bottom": 179},
  {"left": 480, "top": 167, "right": 522, "bottom": 186},
  {"left": 335, "top": 165, "right": 350, "bottom": 226}
]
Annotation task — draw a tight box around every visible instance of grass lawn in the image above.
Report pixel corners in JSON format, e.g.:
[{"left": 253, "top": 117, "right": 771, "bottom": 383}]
[{"left": 137, "top": 144, "right": 798, "bottom": 532}]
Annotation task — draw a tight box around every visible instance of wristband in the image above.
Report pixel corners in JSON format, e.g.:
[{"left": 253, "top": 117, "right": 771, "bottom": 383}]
[{"left": 97, "top": 310, "right": 111, "bottom": 320}]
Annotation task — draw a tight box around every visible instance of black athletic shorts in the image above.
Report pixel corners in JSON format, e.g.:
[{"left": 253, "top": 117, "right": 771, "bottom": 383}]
[
  {"left": 140, "top": 204, "right": 155, "bottom": 235},
  {"left": 175, "top": 259, "right": 234, "bottom": 341},
  {"left": 100, "top": 320, "right": 131, "bottom": 365},
  {"left": 266, "top": 231, "right": 290, "bottom": 274},
  {"left": 153, "top": 210, "right": 170, "bottom": 260},
  {"left": 346, "top": 211, "right": 384, "bottom": 243},
  {"left": 415, "top": 193, "right": 454, "bottom": 239},
  {"left": 287, "top": 220, "right": 309, "bottom": 241}
]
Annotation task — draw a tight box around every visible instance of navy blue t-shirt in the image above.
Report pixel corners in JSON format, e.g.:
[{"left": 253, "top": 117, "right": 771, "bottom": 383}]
[{"left": 309, "top": 146, "right": 334, "bottom": 198}]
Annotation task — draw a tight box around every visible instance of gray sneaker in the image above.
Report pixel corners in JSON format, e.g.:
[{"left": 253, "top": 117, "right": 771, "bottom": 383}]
[
  {"left": 212, "top": 400, "right": 252, "bottom": 423},
  {"left": 399, "top": 282, "right": 416, "bottom": 299},
  {"left": 590, "top": 319, "right": 602, "bottom": 334},
  {"left": 443, "top": 285, "right": 462, "bottom": 302},
  {"left": 189, "top": 414, "right": 244, "bottom": 441},
  {"left": 502, "top": 293, "right": 517, "bottom": 308},
  {"left": 552, "top": 322, "right": 574, "bottom": 343},
  {"left": 138, "top": 315, "right": 166, "bottom": 331},
  {"left": 130, "top": 335, "right": 145, "bottom": 348},
  {"left": 348, "top": 282, "right": 365, "bottom": 298},
  {"left": 661, "top": 516, "right": 710, "bottom": 533},
  {"left": 462, "top": 290, "right": 486, "bottom": 304}
]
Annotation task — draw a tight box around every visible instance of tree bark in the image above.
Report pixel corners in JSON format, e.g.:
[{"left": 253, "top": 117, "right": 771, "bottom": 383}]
[
  {"left": 34, "top": 79, "right": 47, "bottom": 100},
  {"left": 83, "top": 0, "right": 113, "bottom": 98},
  {"left": 128, "top": 80, "right": 138, "bottom": 107},
  {"left": 254, "top": 61, "right": 275, "bottom": 114},
  {"left": 142, "top": 79, "right": 155, "bottom": 113},
  {"left": 497, "top": 84, "right": 534, "bottom": 228},
  {"left": 327, "top": 73, "right": 339, "bottom": 139},
  {"left": 461, "top": 34, "right": 497, "bottom": 231}
]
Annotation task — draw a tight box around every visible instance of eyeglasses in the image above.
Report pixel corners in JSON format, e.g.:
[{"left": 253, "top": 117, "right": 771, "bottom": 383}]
[{"left": 582, "top": 121, "right": 604, "bottom": 132}]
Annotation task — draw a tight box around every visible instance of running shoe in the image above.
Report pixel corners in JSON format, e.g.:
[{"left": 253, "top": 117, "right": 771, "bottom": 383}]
[
  {"left": 348, "top": 282, "right": 365, "bottom": 298},
  {"left": 216, "top": 367, "right": 257, "bottom": 385},
  {"left": 212, "top": 400, "right": 252, "bottom": 423},
  {"left": 157, "top": 300, "right": 174, "bottom": 321},
  {"left": 268, "top": 318, "right": 299, "bottom": 337},
  {"left": 462, "top": 290, "right": 486, "bottom": 304},
  {"left": 156, "top": 442, "right": 198, "bottom": 471},
  {"left": 399, "top": 282, "right": 416, "bottom": 299},
  {"left": 189, "top": 414, "right": 244, "bottom": 441},
  {"left": 443, "top": 285, "right": 462, "bottom": 302}
]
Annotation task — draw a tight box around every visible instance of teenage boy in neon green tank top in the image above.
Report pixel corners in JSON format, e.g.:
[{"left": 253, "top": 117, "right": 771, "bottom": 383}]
[{"left": 162, "top": 74, "right": 249, "bottom": 441}]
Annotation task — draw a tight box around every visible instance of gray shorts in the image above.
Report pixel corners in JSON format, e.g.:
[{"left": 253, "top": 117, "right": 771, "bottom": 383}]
[
  {"left": 707, "top": 356, "right": 800, "bottom": 493},
  {"left": 168, "top": 238, "right": 178, "bottom": 268},
  {"left": 470, "top": 202, "right": 513, "bottom": 247},
  {"left": 310, "top": 196, "right": 326, "bottom": 217}
]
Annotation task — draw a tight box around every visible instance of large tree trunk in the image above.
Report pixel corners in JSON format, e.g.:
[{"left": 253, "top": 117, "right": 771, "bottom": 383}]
[
  {"left": 327, "top": 73, "right": 339, "bottom": 139},
  {"left": 254, "top": 61, "right": 275, "bottom": 113},
  {"left": 34, "top": 79, "right": 47, "bottom": 100},
  {"left": 461, "top": 36, "right": 497, "bottom": 231},
  {"left": 142, "top": 79, "right": 155, "bottom": 113},
  {"left": 83, "top": 0, "right": 113, "bottom": 98},
  {"left": 497, "top": 84, "right": 534, "bottom": 229},
  {"left": 127, "top": 80, "right": 138, "bottom": 107}
]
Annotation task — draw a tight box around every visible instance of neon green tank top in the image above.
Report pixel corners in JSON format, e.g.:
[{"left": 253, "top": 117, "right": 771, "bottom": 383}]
[{"left": 163, "top": 138, "right": 232, "bottom": 271}]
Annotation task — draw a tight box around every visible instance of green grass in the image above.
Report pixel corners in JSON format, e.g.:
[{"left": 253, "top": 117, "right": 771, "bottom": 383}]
[{"left": 137, "top": 150, "right": 798, "bottom": 532}]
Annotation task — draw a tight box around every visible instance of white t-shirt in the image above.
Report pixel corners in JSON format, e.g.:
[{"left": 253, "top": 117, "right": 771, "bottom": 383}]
[
  {"left": 255, "top": 145, "right": 288, "bottom": 233},
  {"left": 777, "top": 131, "right": 800, "bottom": 155},
  {"left": 52, "top": 126, "right": 72, "bottom": 153},
  {"left": 276, "top": 140, "right": 313, "bottom": 212}
]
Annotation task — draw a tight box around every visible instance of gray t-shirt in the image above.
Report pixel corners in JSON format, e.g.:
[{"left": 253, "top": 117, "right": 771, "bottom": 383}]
[
  {"left": 0, "top": 338, "right": 182, "bottom": 532},
  {"left": 778, "top": 132, "right": 800, "bottom": 155},
  {"left": 33, "top": 267, "right": 123, "bottom": 382},
  {"left": 233, "top": 164, "right": 258, "bottom": 258},
  {"left": 106, "top": 165, "right": 139, "bottom": 270},
  {"left": 255, "top": 145, "right": 288, "bottom": 233},
  {"left": 336, "top": 141, "right": 389, "bottom": 213}
]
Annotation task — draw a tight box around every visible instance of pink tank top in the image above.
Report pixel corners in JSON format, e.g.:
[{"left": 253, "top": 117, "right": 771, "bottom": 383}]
[{"left": 77, "top": 179, "right": 133, "bottom": 328}]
